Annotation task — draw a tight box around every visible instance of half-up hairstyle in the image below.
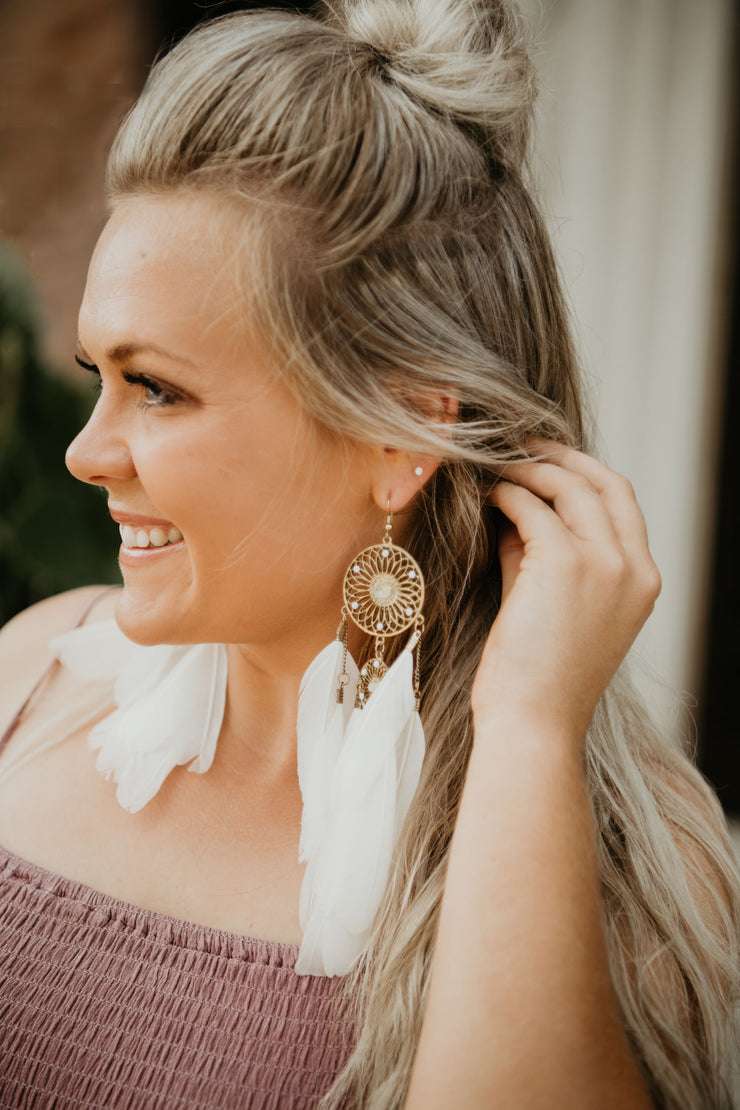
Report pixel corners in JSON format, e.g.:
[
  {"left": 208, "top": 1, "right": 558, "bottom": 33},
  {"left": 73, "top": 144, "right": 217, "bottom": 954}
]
[{"left": 106, "top": 2, "right": 740, "bottom": 1106}]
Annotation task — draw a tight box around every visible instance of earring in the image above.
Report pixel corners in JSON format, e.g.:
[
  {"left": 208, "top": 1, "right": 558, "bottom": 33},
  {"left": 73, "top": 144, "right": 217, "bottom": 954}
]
[
  {"left": 336, "top": 503, "right": 425, "bottom": 710},
  {"left": 295, "top": 505, "right": 427, "bottom": 977}
]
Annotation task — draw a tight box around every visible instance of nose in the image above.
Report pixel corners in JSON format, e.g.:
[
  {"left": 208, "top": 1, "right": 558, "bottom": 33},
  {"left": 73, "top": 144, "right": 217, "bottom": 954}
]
[{"left": 65, "top": 399, "right": 136, "bottom": 488}]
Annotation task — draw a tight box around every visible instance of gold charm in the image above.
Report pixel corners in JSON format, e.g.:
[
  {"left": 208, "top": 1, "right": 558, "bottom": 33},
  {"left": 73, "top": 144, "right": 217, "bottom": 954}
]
[{"left": 336, "top": 506, "right": 425, "bottom": 710}]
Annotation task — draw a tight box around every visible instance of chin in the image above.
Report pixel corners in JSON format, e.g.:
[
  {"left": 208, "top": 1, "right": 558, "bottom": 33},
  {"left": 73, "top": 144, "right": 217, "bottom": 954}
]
[{"left": 113, "top": 588, "right": 195, "bottom": 647}]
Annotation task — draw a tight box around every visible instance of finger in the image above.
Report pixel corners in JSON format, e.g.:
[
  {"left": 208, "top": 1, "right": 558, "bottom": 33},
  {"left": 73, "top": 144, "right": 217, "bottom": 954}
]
[
  {"left": 524, "top": 438, "right": 652, "bottom": 553},
  {"left": 494, "top": 516, "right": 524, "bottom": 604},
  {"left": 490, "top": 461, "right": 620, "bottom": 547},
  {"left": 487, "top": 478, "right": 572, "bottom": 550}
]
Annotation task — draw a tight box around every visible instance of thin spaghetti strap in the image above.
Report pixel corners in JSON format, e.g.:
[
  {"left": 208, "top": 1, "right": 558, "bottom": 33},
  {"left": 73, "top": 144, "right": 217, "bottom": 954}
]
[{"left": 0, "top": 586, "right": 118, "bottom": 758}]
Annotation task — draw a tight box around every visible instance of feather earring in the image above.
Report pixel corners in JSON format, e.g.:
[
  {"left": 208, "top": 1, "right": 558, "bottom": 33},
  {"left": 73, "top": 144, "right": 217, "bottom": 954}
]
[
  {"left": 295, "top": 504, "right": 426, "bottom": 977},
  {"left": 50, "top": 621, "right": 228, "bottom": 814}
]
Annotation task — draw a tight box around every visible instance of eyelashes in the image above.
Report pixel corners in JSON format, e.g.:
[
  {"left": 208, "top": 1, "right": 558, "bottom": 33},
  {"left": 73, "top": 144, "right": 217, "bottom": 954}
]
[
  {"left": 75, "top": 355, "right": 103, "bottom": 393},
  {"left": 74, "top": 355, "right": 179, "bottom": 408}
]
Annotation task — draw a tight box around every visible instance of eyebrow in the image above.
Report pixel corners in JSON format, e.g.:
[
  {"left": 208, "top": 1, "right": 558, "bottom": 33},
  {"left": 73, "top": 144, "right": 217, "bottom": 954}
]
[{"left": 75, "top": 340, "right": 197, "bottom": 367}]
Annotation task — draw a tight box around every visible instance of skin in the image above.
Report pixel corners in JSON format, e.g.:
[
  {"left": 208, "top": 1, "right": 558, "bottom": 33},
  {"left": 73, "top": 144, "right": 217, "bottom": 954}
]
[
  {"left": 0, "top": 192, "right": 441, "bottom": 944},
  {"left": 407, "top": 450, "right": 659, "bottom": 1108},
  {"left": 1, "top": 191, "right": 661, "bottom": 1103},
  {"left": 67, "top": 193, "right": 435, "bottom": 769}
]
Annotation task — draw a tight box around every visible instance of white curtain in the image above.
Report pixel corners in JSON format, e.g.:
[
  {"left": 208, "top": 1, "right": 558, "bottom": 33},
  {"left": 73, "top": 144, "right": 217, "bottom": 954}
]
[{"left": 517, "top": 0, "right": 735, "bottom": 728}]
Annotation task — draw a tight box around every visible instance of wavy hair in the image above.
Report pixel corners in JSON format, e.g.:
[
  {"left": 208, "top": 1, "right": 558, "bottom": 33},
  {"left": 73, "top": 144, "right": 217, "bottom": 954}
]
[{"left": 105, "top": 2, "right": 740, "bottom": 1105}]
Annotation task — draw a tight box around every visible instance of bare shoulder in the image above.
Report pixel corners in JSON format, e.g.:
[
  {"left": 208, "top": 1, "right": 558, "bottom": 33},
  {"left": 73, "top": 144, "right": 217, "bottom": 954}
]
[{"left": 0, "top": 586, "right": 121, "bottom": 737}]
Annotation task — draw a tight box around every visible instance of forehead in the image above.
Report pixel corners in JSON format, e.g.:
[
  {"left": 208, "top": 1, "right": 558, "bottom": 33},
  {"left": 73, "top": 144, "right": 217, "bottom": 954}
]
[{"left": 79, "top": 193, "right": 244, "bottom": 346}]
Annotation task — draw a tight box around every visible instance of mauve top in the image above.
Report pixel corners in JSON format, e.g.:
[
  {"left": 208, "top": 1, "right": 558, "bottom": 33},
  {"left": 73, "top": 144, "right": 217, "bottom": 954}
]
[{"left": 0, "top": 594, "right": 355, "bottom": 1108}]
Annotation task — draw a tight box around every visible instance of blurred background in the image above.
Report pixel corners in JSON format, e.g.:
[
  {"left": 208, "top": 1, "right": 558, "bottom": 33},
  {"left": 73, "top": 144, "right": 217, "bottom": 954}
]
[{"left": 0, "top": 0, "right": 737, "bottom": 831}]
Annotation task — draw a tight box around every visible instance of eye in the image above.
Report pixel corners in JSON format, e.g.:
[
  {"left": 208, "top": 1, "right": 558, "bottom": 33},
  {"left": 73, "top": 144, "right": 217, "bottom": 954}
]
[
  {"left": 122, "top": 371, "right": 178, "bottom": 408},
  {"left": 73, "top": 354, "right": 179, "bottom": 408}
]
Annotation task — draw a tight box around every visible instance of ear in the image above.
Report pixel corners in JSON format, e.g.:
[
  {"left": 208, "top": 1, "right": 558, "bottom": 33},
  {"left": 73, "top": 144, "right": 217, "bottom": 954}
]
[{"left": 369, "top": 392, "right": 458, "bottom": 513}]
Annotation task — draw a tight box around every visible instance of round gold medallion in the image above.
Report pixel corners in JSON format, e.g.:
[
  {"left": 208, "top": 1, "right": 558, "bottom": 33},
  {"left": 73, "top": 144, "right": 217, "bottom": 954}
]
[{"left": 342, "top": 542, "right": 425, "bottom": 636}]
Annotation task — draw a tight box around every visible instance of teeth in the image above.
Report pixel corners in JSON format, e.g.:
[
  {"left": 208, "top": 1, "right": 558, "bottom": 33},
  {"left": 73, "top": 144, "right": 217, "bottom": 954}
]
[
  {"left": 118, "top": 522, "right": 183, "bottom": 550},
  {"left": 149, "top": 527, "right": 169, "bottom": 547}
]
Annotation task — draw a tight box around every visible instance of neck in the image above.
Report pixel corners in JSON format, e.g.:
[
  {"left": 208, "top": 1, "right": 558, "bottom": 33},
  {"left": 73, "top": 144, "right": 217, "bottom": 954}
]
[{"left": 217, "top": 619, "right": 368, "bottom": 779}]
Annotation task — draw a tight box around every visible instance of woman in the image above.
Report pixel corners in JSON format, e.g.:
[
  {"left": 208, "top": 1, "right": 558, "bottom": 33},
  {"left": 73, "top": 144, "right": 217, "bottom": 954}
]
[{"left": 0, "top": 0, "right": 737, "bottom": 1106}]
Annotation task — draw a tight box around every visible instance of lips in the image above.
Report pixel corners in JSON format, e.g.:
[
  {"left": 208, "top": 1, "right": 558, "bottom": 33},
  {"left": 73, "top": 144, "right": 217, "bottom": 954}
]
[{"left": 109, "top": 507, "right": 175, "bottom": 527}]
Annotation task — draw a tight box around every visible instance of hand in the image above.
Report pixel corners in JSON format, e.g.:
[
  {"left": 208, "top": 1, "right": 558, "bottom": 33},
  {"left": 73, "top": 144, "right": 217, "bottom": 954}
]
[{"left": 471, "top": 438, "right": 662, "bottom": 743}]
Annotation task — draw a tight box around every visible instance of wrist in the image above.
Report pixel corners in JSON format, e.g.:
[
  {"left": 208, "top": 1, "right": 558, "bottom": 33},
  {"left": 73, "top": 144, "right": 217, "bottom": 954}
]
[{"left": 471, "top": 699, "right": 589, "bottom": 762}]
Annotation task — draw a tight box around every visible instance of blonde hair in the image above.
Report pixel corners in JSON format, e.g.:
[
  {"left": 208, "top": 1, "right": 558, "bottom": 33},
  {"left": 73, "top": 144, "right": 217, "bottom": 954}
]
[{"left": 106, "top": 2, "right": 740, "bottom": 1105}]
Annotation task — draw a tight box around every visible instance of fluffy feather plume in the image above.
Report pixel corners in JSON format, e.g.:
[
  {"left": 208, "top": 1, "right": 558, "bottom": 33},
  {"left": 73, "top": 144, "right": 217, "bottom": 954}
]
[
  {"left": 296, "top": 648, "right": 425, "bottom": 976},
  {"left": 297, "top": 639, "right": 359, "bottom": 862},
  {"left": 51, "top": 620, "right": 228, "bottom": 813},
  {"left": 51, "top": 619, "right": 139, "bottom": 681},
  {"left": 54, "top": 620, "right": 426, "bottom": 978}
]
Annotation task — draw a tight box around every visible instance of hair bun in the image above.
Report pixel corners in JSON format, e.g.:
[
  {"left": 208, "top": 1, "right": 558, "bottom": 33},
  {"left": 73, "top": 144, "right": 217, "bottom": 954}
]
[{"left": 326, "top": 0, "right": 536, "bottom": 166}]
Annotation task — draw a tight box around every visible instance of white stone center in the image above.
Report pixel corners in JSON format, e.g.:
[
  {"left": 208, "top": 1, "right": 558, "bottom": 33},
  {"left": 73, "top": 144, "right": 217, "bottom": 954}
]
[{"left": 369, "top": 573, "right": 399, "bottom": 607}]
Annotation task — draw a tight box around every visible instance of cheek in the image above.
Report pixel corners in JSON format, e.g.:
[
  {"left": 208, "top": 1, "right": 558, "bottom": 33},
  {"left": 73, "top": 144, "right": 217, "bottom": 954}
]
[{"left": 131, "top": 419, "right": 321, "bottom": 566}]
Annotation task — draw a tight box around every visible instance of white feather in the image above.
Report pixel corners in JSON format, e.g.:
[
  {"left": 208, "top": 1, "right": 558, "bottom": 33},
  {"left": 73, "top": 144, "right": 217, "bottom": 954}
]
[
  {"left": 322, "top": 753, "right": 398, "bottom": 935},
  {"left": 50, "top": 619, "right": 138, "bottom": 680},
  {"left": 333, "top": 650, "right": 415, "bottom": 803},
  {"left": 53, "top": 620, "right": 229, "bottom": 814},
  {"left": 294, "top": 910, "right": 324, "bottom": 975},
  {"left": 53, "top": 614, "right": 426, "bottom": 978},
  {"left": 321, "top": 915, "right": 363, "bottom": 979},
  {"left": 89, "top": 642, "right": 228, "bottom": 813},
  {"left": 296, "top": 640, "right": 358, "bottom": 862},
  {"left": 113, "top": 643, "right": 189, "bottom": 708},
  {"left": 296, "top": 641, "right": 350, "bottom": 789},
  {"left": 295, "top": 646, "right": 425, "bottom": 977}
]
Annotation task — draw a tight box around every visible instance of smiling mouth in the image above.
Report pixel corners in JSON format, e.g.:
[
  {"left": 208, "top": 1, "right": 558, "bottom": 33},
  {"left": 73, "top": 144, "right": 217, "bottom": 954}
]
[{"left": 119, "top": 523, "right": 184, "bottom": 550}]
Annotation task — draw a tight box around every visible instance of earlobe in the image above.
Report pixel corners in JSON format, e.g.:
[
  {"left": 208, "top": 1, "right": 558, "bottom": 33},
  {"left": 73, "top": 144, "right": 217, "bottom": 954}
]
[{"left": 370, "top": 450, "right": 443, "bottom": 514}]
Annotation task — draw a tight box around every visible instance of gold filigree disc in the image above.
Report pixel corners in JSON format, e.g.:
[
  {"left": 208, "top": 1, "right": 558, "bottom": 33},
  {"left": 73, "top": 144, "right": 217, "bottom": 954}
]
[{"left": 343, "top": 542, "right": 424, "bottom": 636}]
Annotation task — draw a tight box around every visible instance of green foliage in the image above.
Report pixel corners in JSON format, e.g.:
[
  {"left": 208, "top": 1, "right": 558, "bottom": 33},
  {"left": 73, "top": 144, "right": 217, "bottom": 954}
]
[{"left": 0, "top": 241, "right": 119, "bottom": 627}]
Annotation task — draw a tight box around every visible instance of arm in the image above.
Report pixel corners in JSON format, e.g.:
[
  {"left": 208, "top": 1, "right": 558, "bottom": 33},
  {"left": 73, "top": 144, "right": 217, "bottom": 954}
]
[
  {"left": 406, "top": 441, "right": 659, "bottom": 1109},
  {"left": 405, "top": 714, "right": 651, "bottom": 1109}
]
